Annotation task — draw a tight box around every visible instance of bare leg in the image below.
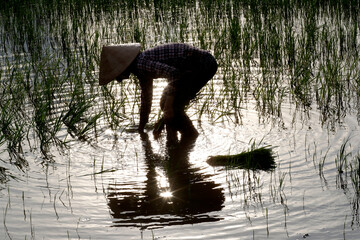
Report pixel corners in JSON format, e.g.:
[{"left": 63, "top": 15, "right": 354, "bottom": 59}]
[
  {"left": 177, "top": 113, "right": 199, "bottom": 138},
  {"left": 159, "top": 83, "right": 201, "bottom": 142},
  {"left": 165, "top": 121, "right": 178, "bottom": 143},
  {"left": 159, "top": 89, "right": 180, "bottom": 142}
]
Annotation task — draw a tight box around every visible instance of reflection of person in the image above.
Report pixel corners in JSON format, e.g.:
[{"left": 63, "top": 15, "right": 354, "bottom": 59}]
[
  {"left": 107, "top": 133, "right": 224, "bottom": 228},
  {"left": 99, "top": 43, "right": 218, "bottom": 142}
]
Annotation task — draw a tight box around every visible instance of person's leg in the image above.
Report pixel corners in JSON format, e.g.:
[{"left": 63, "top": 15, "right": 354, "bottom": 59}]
[
  {"left": 158, "top": 88, "right": 197, "bottom": 142},
  {"left": 175, "top": 52, "right": 218, "bottom": 138},
  {"left": 158, "top": 77, "right": 207, "bottom": 140},
  {"left": 158, "top": 88, "right": 179, "bottom": 143},
  {"left": 177, "top": 112, "right": 199, "bottom": 138},
  {"left": 157, "top": 52, "right": 217, "bottom": 140},
  {"left": 168, "top": 88, "right": 199, "bottom": 139},
  {"left": 165, "top": 120, "right": 178, "bottom": 143}
]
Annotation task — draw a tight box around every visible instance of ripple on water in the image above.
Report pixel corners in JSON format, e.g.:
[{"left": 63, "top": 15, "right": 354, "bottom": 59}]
[{"left": 2, "top": 85, "right": 360, "bottom": 239}]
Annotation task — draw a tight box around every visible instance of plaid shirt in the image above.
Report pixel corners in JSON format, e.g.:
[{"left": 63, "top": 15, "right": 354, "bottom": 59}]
[
  {"left": 133, "top": 43, "right": 211, "bottom": 87},
  {"left": 132, "top": 43, "right": 217, "bottom": 131}
]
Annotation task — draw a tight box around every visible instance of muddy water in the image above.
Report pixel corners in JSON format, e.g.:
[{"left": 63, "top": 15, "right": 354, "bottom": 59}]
[{"left": 1, "top": 76, "right": 360, "bottom": 240}]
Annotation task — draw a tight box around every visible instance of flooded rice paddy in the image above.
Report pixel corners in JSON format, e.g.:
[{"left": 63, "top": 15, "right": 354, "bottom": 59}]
[{"left": 1, "top": 1, "right": 360, "bottom": 239}]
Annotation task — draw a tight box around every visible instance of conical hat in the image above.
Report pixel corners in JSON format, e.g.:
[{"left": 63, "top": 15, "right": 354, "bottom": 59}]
[{"left": 99, "top": 43, "right": 141, "bottom": 85}]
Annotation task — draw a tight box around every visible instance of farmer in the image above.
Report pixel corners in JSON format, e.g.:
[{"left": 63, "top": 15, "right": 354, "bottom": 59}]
[{"left": 99, "top": 43, "right": 218, "bottom": 141}]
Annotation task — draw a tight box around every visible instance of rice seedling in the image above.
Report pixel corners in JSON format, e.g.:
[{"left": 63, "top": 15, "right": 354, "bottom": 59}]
[
  {"left": 29, "top": 210, "right": 35, "bottom": 240},
  {"left": 303, "top": 190, "right": 306, "bottom": 213},
  {"left": 318, "top": 147, "right": 330, "bottom": 184},
  {"left": 62, "top": 90, "right": 99, "bottom": 140},
  {"left": 53, "top": 191, "right": 59, "bottom": 220},
  {"left": 22, "top": 191, "right": 26, "bottom": 221},
  {"left": 266, "top": 207, "right": 269, "bottom": 237},
  {"left": 335, "top": 137, "right": 352, "bottom": 174},
  {"left": 350, "top": 155, "right": 360, "bottom": 194},
  {"left": 0, "top": 167, "right": 7, "bottom": 185},
  {"left": 3, "top": 202, "right": 12, "bottom": 240},
  {"left": 349, "top": 154, "right": 360, "bottom": 226},
  {"left": 2, "top": 0, "right": 360, "bottom": 150},
  {"left": 0, "top": 103, "right": 28, "bottom": 167},
  {"left": 2, "top": 2, "right": 360, "bottom": 237},
  {"left": 344, "top": 214, "right": 348, "bottom": 240}
]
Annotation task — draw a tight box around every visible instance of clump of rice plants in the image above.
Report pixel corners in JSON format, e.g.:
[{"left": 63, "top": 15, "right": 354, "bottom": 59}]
[
  {"left": 1, "top": 0, "right": 360, "bottom": 168},
  {"left": 335, "top": 137, "right": 352, "bottom": 174},
  {"left": 207, "top": 142, "right": 276, "bottom": 171}
]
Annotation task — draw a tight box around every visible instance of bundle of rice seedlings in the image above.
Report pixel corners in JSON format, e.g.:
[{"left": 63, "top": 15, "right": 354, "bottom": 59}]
[{"left": 207, "top": 146, "right": 276, "bottom": 171}]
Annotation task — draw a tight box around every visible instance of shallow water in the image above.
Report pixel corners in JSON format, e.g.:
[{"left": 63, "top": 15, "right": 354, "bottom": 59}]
[
  {"left": 2, "top": 1, "right": 360, "bottom": 239},
  {"left": 1, "top": 79, "right": 360, "bottom": 240}
]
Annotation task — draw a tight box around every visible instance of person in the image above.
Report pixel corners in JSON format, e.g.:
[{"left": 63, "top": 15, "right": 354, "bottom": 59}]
[{"left": 99, "top": 43, "right": 218, "bottom": 142}]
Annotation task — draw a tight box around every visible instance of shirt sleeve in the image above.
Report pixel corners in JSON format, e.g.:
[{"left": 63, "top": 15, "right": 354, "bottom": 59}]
[{"left": 136, "top": 56, "right": 181, "bottom": 91}]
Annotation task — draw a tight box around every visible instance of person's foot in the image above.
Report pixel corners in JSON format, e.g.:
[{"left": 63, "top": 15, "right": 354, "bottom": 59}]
[{"left": 180, "top": 126, "right": 199, "bottom": 139}]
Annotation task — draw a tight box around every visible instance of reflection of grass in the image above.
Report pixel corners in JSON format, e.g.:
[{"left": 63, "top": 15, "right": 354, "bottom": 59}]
[
  {"left": 351, "top": 156, "right": 360, "bottom": 194},
  {"left": 207, "top": 146, "right": 276, "bottom": 171},
  {"left": 0, "top": 167, "right": 7, "bottom": 183},
  {"left": 335, "top": 137, "right": 351, "bottom": 174}
]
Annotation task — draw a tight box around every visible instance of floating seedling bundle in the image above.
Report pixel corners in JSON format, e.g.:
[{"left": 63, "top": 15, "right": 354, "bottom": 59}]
[{"left": 207, "top": 146, "right": 276, "bottom": 171}]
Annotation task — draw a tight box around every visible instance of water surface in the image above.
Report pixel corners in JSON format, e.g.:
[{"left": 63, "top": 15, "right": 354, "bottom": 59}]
[
  {"left": 1, "top": 1, "right": 360, "bottom": 239},
  {"left": 1, "top": 84, "right": 360, "bottom": 239}
]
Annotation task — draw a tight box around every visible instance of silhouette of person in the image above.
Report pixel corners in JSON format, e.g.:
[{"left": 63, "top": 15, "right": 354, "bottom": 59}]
[{"left": 99, "top": 43, "right": 218, "bottom": 142}]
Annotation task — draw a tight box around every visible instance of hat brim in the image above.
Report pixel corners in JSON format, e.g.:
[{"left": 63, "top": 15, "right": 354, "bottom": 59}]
[{"left": 99, "top": 44, "right": 141, "bottom": 85}]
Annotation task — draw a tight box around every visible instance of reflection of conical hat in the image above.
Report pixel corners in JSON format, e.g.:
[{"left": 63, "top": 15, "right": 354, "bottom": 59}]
[{"left": 99, "top": 43, "right": 141, "bottom": 85}]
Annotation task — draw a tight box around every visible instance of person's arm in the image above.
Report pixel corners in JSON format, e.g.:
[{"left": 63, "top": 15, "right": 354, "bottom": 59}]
[
  {"left": 138, "top": 77, "right": 153, "bottom": 132},
  {"left": 135, "top": 56, "right": 180, "bottom": 131}
]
